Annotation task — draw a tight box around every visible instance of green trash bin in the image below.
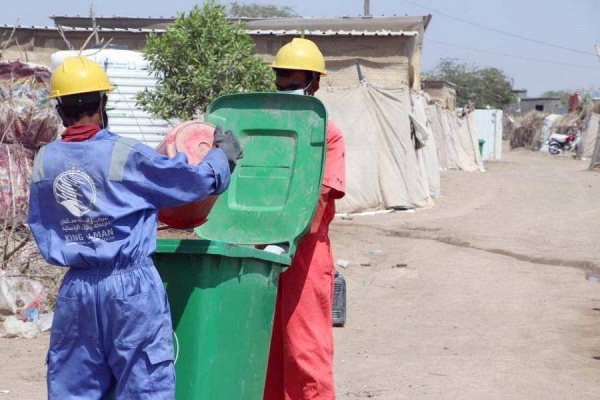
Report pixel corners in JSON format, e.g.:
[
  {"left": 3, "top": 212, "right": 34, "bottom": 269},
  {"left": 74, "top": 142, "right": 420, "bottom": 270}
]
[
  {"left": 153, "top": 93, "right": 328, "bottom": 400},
  {"left": 478, "top": 139, "right": 486, "bottom": 156}
]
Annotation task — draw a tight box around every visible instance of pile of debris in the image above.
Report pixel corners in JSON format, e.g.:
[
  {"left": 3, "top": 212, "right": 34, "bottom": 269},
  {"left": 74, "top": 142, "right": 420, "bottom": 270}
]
[
  {"left": 508, "top": 111, "right": 547, "bottom": 150},
  {"left": 552, "top": 112, "right": 584, "bottom": 135},
  {"left": 0, "top": 61, "right": 63, "bottom": 322},
  {"left": 509, "top": 107, "right": 589, "bottom": 153},
  {"left": 0, "top": 61, "right": 60, "bottom": 223}
]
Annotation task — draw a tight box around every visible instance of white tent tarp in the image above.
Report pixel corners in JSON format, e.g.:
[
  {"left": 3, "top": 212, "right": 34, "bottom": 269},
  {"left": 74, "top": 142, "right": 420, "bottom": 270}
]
[
  {"left": 426, "top": 103, "right": 483, "bottom": 172},
  {"left": 317, "top": 85, "right": 433, "bottom": 213},
  {"left": 410, "top": 92, "right": 441, "bottom": 197},
  {"left": 580, "top": 113, "right": 600, "bottom": 158}
]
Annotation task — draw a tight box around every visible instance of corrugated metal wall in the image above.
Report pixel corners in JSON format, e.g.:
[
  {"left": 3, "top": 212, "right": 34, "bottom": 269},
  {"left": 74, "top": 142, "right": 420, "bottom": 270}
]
[
  {"left": 475, "top": 109, "right": 503, "bottom": 161},
  {"left": 106, "top": 68, "right": 172, "bottom": 149}
]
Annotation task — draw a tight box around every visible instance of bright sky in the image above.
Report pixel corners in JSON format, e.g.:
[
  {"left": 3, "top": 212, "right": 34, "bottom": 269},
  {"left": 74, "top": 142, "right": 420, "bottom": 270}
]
[{"left": 3, "top": 0, "right": 599, "bottom": 96}]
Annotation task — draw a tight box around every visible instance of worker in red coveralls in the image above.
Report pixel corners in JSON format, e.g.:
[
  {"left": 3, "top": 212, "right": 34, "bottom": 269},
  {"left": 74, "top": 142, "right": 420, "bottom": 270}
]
[{"left": 264, "top": 38, "right": 346, "bottom": 400}]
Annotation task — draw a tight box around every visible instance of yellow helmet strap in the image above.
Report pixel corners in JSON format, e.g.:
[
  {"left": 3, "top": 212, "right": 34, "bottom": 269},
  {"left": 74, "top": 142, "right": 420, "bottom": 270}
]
[{"left": 56, "top": 92, "right": 105, "bottom": 107}]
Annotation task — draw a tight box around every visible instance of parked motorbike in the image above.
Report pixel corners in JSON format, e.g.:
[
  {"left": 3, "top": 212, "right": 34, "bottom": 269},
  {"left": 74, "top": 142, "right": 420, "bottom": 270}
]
[{"left": 548, "top": 132, "right": 579, "bottom": 155}]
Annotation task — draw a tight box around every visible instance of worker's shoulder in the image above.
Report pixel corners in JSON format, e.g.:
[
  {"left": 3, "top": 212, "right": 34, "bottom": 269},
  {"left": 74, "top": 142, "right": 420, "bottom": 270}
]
[
  {"left": 98, "top": 131, "right": 156, "bottom": 159},
  {"left": 326, "top": 120, "right": 344, "bottom": 142},
  {"left": 99, "top": 130, "right": 139, "bottom": 147}
]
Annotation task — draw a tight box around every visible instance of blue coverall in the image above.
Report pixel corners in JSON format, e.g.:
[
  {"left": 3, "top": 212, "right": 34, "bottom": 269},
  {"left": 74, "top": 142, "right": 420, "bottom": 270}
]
[{"left": 27, "top": 129, "right": 230, "bottom": 399}]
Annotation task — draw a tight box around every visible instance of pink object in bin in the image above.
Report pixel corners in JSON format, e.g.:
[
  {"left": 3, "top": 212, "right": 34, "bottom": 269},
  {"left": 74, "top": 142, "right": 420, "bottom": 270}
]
[{"left": 156, "top": 121, "right": 218, "bottom": 229}]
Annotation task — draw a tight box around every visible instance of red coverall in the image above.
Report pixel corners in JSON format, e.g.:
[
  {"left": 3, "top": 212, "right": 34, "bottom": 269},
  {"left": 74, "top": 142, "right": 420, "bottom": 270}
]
[{"left": 264, "top": 121, "right": 346, "bottom": 400}]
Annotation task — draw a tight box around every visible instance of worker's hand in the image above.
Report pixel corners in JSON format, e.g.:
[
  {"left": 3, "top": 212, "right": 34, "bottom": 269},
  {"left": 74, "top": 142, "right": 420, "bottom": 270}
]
[{"left": 214, "top": 125, "right": 243, "bottom": 173}]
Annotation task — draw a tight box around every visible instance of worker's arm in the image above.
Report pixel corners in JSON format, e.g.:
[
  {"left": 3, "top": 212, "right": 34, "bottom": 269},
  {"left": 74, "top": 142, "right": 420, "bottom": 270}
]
[
  {"left": 309, "top": 185, "right": 331, "bottom": 234},
  {"left": 124, "top": 145, "right": 231, "bottom": 210},
  {"left": 308, "top": 121, "right": 346, "bottom": 234}
]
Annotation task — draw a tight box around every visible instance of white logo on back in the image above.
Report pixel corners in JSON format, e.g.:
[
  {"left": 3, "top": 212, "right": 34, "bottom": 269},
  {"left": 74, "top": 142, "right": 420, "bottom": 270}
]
[{"left": 53, "top": 169, "right": 97, "bottom": 217}]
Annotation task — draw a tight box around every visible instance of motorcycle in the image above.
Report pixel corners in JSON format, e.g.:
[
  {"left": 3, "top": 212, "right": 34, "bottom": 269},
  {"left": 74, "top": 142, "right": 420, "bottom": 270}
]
[{"left": 548, "top": 132, "right": 579, "bottom": 155}]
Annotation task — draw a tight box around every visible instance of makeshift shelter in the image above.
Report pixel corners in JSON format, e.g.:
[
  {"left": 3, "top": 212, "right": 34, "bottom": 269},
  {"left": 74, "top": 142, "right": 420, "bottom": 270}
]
[
  {"left": 426, "top": 103, "right": 482, "bottom": 172},
  {"left": 579, "top": 113, "right": 600, "bottom": 161},
  {"left": 410, "top": 92, "right": 441, "bottom": 197},
  {"left": 317, "top": 85, "right": 434, "bottom": 213}
]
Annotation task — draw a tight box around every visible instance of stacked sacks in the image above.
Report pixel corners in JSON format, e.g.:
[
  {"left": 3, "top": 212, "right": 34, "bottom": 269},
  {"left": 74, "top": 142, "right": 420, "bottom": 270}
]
[
  {"left": 0, "top": 62, "right": 61, "bottom": 224},
  {"left": 156, "top": 121, "right": 218, "bottom": 229}
]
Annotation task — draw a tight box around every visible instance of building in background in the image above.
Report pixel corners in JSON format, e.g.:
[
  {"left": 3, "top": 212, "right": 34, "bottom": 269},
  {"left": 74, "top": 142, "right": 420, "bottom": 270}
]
[
  {"left": 422, "top": 80, "right": 456, "bottom": 110},
  {"left": 506, "top": 89, "right": 562, "bottom": 115},
  {"left": 519, "top": 97, "right": 562, "bottom": 114},
  {"left": 1, "top": 14, "right": 431, "bottom": 91}
]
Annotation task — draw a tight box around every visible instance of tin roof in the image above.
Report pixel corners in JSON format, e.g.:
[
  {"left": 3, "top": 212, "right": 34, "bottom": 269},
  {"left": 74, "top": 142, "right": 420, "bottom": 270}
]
[
  {"left": 245, "top": 29, "right": 418, "bottom": 36},
  {"left": 0, "top": 24, "right": 165, "bottom": 33},
  {"left": 47, "top": 14, "right": 431, "bottom": 33},
  {"left": 0, "top": 24, "right": 418, "bottom": 37},
  {"left": 242, "top": 15, "right": 430, "bottom": 32}
]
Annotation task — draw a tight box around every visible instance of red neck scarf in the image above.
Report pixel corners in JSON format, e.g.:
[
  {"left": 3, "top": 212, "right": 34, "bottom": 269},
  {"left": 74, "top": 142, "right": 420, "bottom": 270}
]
[{"left": 61, "top": 124, "right": 101, "bottom": 142}]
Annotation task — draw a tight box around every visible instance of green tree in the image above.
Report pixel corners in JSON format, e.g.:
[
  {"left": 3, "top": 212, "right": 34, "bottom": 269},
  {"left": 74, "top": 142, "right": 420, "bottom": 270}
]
[
  {"left": 541, "top": 90, "right": 571, "bottom": 105},
  {"left": 229, "top": 2, "right": 297, "bottom": 18},
  {"left": 137, "top": 1, "right": 275, "bottom": 120},
  {"left": 427, "top": 58, "right": 514, "bottom": 109}
]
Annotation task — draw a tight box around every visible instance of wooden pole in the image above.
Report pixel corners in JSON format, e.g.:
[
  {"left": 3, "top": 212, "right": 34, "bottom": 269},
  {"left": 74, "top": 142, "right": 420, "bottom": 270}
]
[
  {"left": 590, "top": 43, "right": 600, "bottom": 168},
  {"left": 90, "top": 2, "right": 99, "bottom": 45},
  {"left": 589, "top": 118, "right": 600, "bottom": 169}
]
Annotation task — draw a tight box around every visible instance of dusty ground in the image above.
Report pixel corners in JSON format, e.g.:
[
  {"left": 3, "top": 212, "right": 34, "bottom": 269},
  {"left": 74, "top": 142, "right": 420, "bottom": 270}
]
[{"left": 1, "top": 145, "right": 600, "bottom": 399}]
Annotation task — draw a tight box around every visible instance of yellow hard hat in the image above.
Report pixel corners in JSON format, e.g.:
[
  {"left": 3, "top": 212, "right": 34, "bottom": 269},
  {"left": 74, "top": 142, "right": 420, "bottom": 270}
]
[
  {"left": 50, "top": 56, "right": 115, "bottom": 99},
  {"left": 271, "top": 38, "right": 327, "bottom": 76}
]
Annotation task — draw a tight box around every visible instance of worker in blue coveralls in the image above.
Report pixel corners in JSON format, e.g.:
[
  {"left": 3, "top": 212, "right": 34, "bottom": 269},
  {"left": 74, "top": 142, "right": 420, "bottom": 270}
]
[{"left": 27, "top": 55, "right": 242, "bottom": 399}]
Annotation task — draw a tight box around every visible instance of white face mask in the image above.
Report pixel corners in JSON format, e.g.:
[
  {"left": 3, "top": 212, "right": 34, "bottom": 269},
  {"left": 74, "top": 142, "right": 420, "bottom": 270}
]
[
  {"left": 277, "top": 89, "right": 305, "bottom": 96},
  {"left": 276, "top": 75, "right": 317, "bottom": 96}
]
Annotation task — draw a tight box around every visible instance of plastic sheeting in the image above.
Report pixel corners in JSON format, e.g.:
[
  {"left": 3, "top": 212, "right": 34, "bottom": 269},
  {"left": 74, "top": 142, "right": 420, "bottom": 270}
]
[
  {"left": 317, "top": 85, "right": 433, "bottom": 213},
  {"left": 0, "top": 62, "right": 58, "bottom": 225},
  {"left": 0, "top": 270, "right": 43, "bottom": 314},
  {"left": 0, "top": 144, "right": 33, "bottom": 224},
  {"left": 426, "top": 103, "right": 483, "bottom": 172},
  {"left": 0, "top": 62, "right": 59, "bottom": 149}
]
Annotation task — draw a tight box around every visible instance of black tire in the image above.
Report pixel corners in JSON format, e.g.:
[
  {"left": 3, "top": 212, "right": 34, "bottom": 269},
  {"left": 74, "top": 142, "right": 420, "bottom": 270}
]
[{"left": 549, "top": 143, "right": 561, "bottom": 155}]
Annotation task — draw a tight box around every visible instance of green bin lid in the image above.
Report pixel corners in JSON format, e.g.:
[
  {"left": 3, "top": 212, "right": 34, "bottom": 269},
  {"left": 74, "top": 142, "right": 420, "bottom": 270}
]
[{"left": 196, "top": 93, "right": 327, "bottom": 257}]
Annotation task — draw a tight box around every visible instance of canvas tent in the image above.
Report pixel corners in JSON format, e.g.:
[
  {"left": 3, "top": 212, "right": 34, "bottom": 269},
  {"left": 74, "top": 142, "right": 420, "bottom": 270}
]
[
  {"left": 579, "top": 113, "right": 600, "bottom": 159},
  {"left": 426, "top": 103, "right": 483, "bottom": 172},
  {"left": 317, "top": 85, "right": 434, "bottom": 213},
  {"left": 410, "top": 92, "right": 441, "bottom": 198}
]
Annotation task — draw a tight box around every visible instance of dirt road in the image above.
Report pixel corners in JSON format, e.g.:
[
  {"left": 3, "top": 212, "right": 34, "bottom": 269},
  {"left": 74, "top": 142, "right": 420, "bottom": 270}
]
[
  {"left": 333, "top": 147, "right": 600, "bottom": 399},
  {"left": 2, "top": 146, "right": 599, "bottom": 399}
]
